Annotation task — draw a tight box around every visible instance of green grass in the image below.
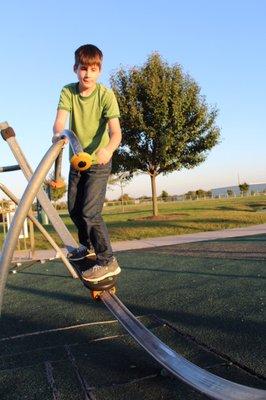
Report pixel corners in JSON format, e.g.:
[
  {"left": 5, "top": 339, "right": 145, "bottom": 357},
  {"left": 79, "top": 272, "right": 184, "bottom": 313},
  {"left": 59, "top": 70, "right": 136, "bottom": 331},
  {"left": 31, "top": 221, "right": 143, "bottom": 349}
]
[{"left": 1, "top": 195, "right": 266, "bottom": 249}]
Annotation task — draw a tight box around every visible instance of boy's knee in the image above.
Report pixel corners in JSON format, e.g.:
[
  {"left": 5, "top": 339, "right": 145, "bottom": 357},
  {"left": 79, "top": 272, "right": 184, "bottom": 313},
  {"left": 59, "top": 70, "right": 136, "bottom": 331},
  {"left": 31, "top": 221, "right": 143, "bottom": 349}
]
[{"left": 82, "top": 210, "right": 102, "bottom": 223}]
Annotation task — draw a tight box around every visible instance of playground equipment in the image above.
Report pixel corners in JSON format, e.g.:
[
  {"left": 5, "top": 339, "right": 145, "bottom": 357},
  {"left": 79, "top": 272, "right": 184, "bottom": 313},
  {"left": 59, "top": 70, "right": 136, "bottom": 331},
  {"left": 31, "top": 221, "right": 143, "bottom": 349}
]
[
  {"left": 0, "top": 195, "right": 35, "bottom": 258},
  {"left": 0, "top": 122, "right": 77, "bottom": 277},
  {"left": 0, "top": 163, "right": 35, "bottom": 263},
  {"left": 0, "top": 182, "right": 74, "bottom": 270},
  {"left": 0, "top": 122, "right": 265, "bottom": 400}
]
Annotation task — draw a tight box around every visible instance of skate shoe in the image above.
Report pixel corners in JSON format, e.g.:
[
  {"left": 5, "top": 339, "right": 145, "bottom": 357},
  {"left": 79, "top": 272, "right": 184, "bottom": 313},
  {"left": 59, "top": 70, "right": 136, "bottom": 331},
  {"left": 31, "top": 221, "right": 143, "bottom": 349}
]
[
  {"left": 82, "top": 257, "right": 121, "bottom": 282},
  {"left": 67, "top": 245, "right": 90, "bottom": 261}
]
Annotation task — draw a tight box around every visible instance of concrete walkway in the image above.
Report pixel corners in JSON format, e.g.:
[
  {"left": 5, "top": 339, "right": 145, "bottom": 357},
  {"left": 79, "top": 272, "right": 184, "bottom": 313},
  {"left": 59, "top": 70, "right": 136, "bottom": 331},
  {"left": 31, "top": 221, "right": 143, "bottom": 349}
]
[
  {"left": 8, "top": 224, "right": 266, "bottom": 264},
  {"left": 112, "top": 223, "right": 266, "bottom": 252}
]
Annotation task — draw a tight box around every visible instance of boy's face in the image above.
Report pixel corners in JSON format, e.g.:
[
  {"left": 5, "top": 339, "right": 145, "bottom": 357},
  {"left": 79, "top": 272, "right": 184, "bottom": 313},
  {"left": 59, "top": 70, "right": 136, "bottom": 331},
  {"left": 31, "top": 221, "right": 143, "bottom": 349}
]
[{"left": 74, "top": 63, "right": 101, "bottom": 92}]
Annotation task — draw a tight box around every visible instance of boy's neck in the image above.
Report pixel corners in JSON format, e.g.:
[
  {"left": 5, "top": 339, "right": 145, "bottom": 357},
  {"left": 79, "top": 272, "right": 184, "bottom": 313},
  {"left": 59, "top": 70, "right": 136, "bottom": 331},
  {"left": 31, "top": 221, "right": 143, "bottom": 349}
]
[{"left": 79, "top": 83, "right": 97, "bottom": 97}]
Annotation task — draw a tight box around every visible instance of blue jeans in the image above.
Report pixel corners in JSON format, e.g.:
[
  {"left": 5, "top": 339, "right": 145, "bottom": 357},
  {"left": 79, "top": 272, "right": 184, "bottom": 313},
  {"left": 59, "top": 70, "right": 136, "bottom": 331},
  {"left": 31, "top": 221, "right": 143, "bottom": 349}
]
[{"left": 68, "top": 161, "right": 113, "bottom": 265}]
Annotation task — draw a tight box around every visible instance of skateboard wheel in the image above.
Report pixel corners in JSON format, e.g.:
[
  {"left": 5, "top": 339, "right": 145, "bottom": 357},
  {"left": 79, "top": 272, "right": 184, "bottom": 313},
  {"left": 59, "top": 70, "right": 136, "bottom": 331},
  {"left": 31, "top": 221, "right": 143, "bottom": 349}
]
[
  {"left": 90, "top": 290, "right": 102, "bottom": 301},
  {"left": 71, "top": 152, "right": 92, "bottom": 171},
  {"left": 109, "top": 286, "right": 116, "bottom": 295},
  {"left": 90, "top": 286, "right": 116, "bottom": 301}
]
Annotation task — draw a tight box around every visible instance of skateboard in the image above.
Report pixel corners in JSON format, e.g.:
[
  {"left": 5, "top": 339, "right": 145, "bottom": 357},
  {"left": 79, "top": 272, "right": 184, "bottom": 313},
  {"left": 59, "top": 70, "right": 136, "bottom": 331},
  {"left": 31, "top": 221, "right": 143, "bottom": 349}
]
[{"left": 70, "top": 255, "right": 117, "bottom": 300}]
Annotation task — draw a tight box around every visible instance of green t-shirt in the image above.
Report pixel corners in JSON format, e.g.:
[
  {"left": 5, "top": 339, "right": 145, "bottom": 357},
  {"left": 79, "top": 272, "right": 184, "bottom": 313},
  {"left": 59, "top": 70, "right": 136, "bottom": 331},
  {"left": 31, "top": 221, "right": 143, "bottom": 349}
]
[{"left": 57, "top": 82, "right": 120, "bottom": 164}]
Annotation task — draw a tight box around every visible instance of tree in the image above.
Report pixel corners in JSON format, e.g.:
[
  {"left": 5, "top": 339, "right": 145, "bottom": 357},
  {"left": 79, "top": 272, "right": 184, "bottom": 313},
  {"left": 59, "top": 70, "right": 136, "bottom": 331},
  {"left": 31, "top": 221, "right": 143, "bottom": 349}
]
[
  {"left": 110, "top": 53, "right": 220, "bottom": 216},
  {"left": 184, "top": 189, "right": 211, "bottom": 200},
  {"left": 227, "top": 189, "right": 234, "bottom": 197},
  {"left": 239, "top": 182, "right": 249, "bottom": 195},
  {"left": 118, "top": 193, "right": 132, "bottom": 201},
  {"left": 49, "top": 184, "right": 67, "bottom": 203},
  {"left": 185, "top": 191, "right": 196, "bottom": 200},
  {"left": 161, "top": 190, "right": 169, "bottom": 201},
  {"left": 45, "top": 175, "right": 67, "bottom": 206},
  {"left": 195, "top": 189, "right": 212, "bottom": 198},
  {"left": 108, "top": 172, "right": 132, "bottom": 212}
]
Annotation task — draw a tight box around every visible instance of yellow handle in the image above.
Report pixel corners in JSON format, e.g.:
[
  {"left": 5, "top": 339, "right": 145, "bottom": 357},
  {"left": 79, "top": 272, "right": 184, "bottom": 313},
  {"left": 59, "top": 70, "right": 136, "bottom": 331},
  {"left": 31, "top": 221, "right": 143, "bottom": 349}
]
[{"left": 70, "top": 152, "right": 92, "bottom": 171}]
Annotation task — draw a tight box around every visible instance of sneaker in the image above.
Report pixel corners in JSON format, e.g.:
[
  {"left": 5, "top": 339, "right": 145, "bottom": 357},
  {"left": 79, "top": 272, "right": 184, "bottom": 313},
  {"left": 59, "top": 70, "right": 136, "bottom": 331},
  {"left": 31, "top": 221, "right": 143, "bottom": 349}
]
[
  {"left": 67, "top": 245, "right": 89, "bottom": 261},
  {"left": 82, "top": 257, "right": 121, "bottom": 282}
]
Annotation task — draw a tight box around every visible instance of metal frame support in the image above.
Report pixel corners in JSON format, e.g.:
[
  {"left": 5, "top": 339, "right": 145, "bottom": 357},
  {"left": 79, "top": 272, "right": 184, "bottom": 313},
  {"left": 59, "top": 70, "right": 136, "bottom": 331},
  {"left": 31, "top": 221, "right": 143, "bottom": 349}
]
[
  {"left": 0, "top": 122, "right": 78, "bottom": 252},
  {"left": 0, "top": 182, "right": 77, "bottom": 277}
]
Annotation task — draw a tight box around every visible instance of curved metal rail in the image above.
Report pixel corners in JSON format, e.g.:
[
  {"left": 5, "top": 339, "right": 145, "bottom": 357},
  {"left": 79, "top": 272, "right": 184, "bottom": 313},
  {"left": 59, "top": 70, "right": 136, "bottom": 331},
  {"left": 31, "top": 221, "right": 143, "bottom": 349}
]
[
  {"left": 101, "top": 291, "right": 266, "bottom": 400},
  {"left": 0, "top": 140, "right": 72, "bottom": 310},
  {"left": 60, "top": 129, "right": 83, "bottom": 154}
]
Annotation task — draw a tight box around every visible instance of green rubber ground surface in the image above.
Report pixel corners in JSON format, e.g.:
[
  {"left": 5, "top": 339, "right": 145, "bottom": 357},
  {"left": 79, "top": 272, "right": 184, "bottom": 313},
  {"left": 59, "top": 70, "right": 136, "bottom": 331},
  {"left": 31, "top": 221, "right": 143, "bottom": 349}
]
[{"left": 0, "top": 234, "right": 265, "bottom": 399}]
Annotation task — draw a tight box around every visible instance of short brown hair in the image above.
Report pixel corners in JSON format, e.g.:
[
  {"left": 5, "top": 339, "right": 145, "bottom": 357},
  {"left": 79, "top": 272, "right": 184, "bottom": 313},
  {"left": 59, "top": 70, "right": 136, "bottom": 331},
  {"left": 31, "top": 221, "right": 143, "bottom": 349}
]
[{"left": 74, "top": 44, "right": 103, "bottom": 70}]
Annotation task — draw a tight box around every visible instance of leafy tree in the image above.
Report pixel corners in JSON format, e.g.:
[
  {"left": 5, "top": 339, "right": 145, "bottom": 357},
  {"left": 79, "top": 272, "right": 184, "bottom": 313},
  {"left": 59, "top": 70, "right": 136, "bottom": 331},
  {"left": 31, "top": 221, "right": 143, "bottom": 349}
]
[
  {"left": 111, "top": 53, "right": 220, "bottom": 216},
  {"left": 118, "top": 193, "right": 132, "bottom": 201},
  {"left": 45, "top": 175, "right": 67, "bottom": 205},
  {"left": 195, "top": 189, "right": 206, "bottom": 198},
  {"left": 185, "top": 191, "right": 196, "bottom": 200},
  {"left": 227, "top": 189, "right": 234, "bottom": 197},
  {"left": 185, "top": 189, "right": 211, "bottom": 200},
  {"left": 239, "top": 182, "right": 249, "bottom": 195},
  {"left": 196, "top": 189, "right": 212, "bottom": 198},
  {"left": 108, "top": 172, "right": 132, "bottom": 212},
  {"left": 51, "top": 185, "right": 67, "bottom": 202},
  {"left": 161, "top": 190, "right": 169, "bottom": 201}
]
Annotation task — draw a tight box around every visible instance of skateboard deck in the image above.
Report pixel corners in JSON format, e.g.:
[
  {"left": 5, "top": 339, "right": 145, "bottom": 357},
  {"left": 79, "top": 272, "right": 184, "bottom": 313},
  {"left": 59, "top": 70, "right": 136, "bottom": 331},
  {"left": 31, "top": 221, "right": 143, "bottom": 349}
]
[{"left": 70, "top": 255, "right": 118, "bottom": 300}]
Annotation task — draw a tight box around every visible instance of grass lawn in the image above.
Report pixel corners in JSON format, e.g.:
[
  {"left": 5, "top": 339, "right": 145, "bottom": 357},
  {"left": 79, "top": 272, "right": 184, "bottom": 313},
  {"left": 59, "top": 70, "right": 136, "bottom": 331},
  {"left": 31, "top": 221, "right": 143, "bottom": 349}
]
[{"left": 1, "top": 194, "right": 266, "bottom": 249}]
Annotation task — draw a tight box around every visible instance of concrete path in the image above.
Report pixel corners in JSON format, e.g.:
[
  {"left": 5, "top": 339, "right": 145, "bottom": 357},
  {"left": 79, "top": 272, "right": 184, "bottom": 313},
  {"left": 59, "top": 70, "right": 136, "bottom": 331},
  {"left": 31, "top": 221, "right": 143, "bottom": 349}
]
[
  {"left": 7, "top": 224, "right": 266, "bottom": 264},
  {"left": 112, "top": 223, "right": 266, "bottom": 252}
]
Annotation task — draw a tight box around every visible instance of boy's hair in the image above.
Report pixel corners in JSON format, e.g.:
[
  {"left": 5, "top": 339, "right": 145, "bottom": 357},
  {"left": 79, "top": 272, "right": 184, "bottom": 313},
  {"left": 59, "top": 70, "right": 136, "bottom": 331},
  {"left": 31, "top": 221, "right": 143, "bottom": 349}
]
[{"left": 74, "top": 44, "right": 103, "bottom": 70}]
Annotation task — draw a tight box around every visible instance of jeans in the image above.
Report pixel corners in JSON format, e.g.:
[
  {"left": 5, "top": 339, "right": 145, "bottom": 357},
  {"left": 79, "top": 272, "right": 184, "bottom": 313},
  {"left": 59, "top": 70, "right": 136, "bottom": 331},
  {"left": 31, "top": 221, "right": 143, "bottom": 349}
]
[{"left": 68, "top": 161, "right": 113, "bottom": 265}]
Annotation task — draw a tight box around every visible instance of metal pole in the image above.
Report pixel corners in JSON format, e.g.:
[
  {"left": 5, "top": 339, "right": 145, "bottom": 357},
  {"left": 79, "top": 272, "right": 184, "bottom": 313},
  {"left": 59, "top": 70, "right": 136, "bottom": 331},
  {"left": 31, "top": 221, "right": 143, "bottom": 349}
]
[
  {"left": 54, "top": 149, "right": 63, "bottom": 182},
  {"left": 0, "top": 165, "right": 21, "bottom": 173}
]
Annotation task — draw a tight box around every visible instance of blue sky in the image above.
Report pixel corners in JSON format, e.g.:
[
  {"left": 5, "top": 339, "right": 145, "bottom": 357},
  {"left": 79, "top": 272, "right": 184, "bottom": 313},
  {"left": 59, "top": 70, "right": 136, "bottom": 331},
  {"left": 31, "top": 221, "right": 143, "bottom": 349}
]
[{"left": 0, "top": 0, "right": 265, "bottom": 199}]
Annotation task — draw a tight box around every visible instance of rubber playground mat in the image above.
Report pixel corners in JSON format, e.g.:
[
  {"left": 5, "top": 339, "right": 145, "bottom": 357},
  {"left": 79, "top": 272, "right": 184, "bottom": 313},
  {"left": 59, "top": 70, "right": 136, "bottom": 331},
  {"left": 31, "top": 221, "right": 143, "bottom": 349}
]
[{"left": 0, "top": 234, "right": 265, "bottom": 399}]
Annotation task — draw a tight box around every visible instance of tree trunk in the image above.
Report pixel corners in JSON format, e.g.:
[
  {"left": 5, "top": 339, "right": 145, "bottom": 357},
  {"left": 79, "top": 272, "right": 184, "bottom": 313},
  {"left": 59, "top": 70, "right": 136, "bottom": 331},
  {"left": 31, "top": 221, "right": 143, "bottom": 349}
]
[
  {"left": 120, "top": 183, "right": 125, "bottom": 213},
  {"left": 150, "top": 173, "right": 158, "bottom": 216}
]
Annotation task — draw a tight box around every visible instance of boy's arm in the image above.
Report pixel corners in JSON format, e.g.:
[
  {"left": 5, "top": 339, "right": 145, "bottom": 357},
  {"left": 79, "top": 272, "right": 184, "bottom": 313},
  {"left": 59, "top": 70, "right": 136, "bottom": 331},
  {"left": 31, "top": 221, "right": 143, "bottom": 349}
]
[
  {"left": 106, "top": 118, "right": 122, "bottom": 153},
  {"left": 96, "top": 117, "right": 122, "bottom": 164},
  {"left": 52, "top": 109, "right": 69, "bottom": 143}
]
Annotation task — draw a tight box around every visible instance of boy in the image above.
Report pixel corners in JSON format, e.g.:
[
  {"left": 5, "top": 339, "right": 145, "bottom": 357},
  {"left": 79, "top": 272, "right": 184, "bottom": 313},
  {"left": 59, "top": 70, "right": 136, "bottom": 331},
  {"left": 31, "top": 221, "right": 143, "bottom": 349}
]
[{"left": 52, "top": 44, "right": 121, "bottom": 282}]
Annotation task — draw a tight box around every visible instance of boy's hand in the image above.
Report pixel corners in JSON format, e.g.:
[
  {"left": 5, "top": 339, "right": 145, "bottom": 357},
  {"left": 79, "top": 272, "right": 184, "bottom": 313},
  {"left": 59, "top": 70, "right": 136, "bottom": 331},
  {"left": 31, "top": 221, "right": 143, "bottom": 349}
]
[
  {"left": 52, "top": 133, "right": 69, "bottom": 146},
  {"left": 96, "top": 147, "right": 113, "bottom": 164}
]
